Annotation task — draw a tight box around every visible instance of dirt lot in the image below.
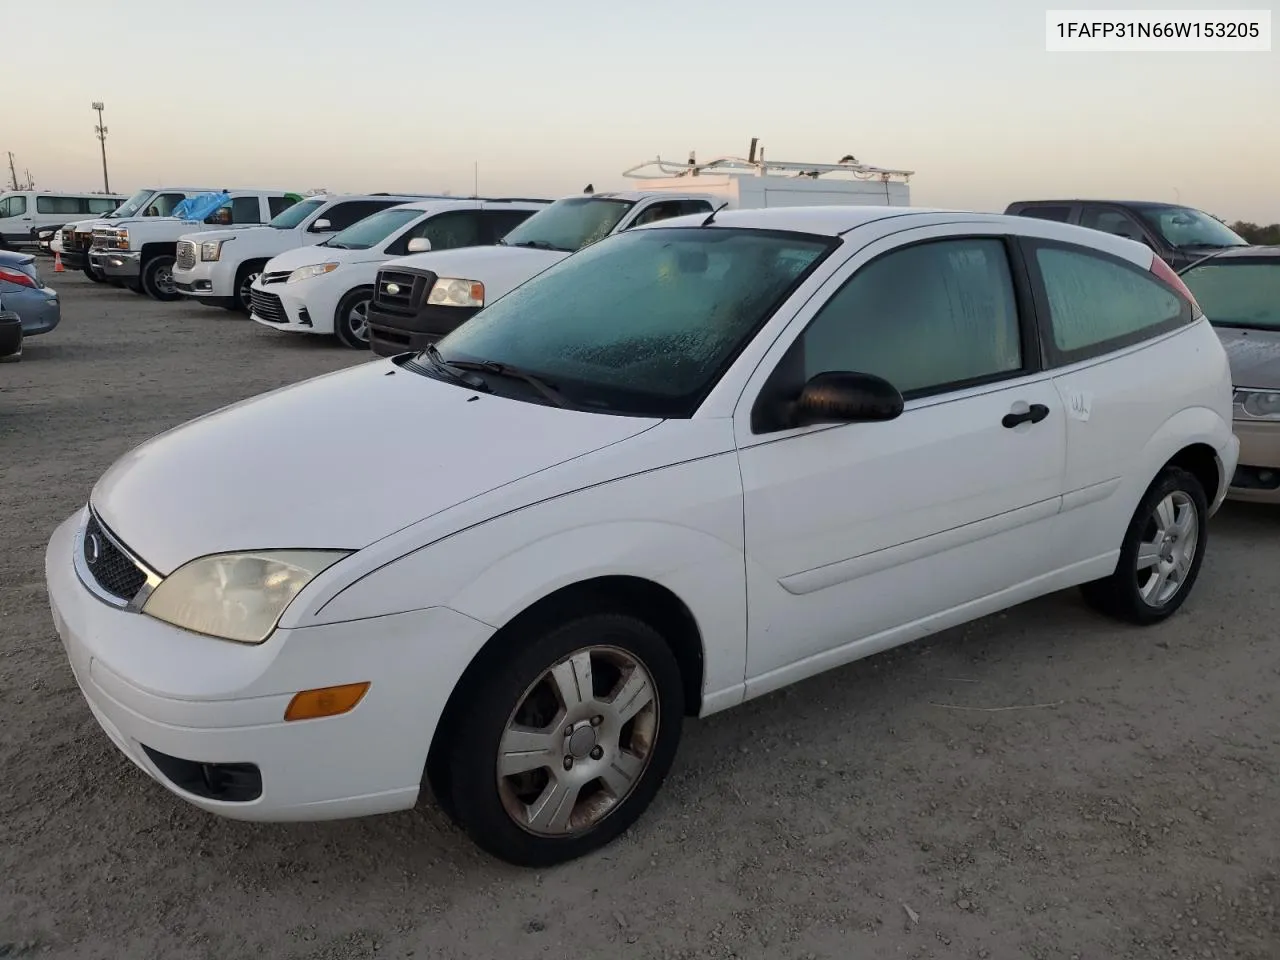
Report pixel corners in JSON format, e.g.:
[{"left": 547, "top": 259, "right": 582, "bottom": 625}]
[{"left": 1, "top": 271, "right": 1277, "bottom": 960}]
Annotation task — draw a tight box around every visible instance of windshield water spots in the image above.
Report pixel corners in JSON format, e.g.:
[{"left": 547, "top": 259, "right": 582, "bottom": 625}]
[
  {"left": 500, "top": 198, "right": 635, "bottom": 252},
  {"left": 1182, "top": 261, "right": 1280, "bottom": 329},
  {"left": 1135, "top": 206, "right": 1248, "bottom": 249}
]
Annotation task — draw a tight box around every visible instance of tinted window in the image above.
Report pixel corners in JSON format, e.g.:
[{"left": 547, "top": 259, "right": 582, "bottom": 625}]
[
  {"left": 630, "top": 199, "right": 715, "bottom": 227},
  {"left": 1033, "top": 243, "right": 1191, "bottom": 360},
  {"left": 326, "top": 207, "right": 421, "bottom": 250},
  {"left": 485, "top": 208, "right": 538, "bottom": 241},
  {"left": 791, "top": 238, "right": 1022, "bottom": 399},
  {"left": 269, "top": 197, "right": 323, "bottom": 228},
  {"left": 229, "top": 196, "right": 262, "bottom": 224},
  {"left": 268, "top": 195, "right": 298, "bottom": 218},
  {"left": 387, "top": 210, "right": 484, "bottom": 256},
  {"left": 1080, "top": 206, "right": 1149, "bottom": 243},
  {"left": 0, "top": 196, "right": 28, "bottom": 218},
  {"left": 37, "top": 196, "right": 87, "bottom": 215},
  {"left": 88, "top": 197, "right": 120, "bottom": 214},
  {"left": 1016, "top": 205, "right": 1072, "bottom": 223},
  {"left": 321, "top": 200, "right": 398, "bottom": 232},
  {"left": 1181, "top": 260, "right": 1280, "bottom": 330},
  {"left": 434, "top": 227, "right": 833, "bottom": 417}
]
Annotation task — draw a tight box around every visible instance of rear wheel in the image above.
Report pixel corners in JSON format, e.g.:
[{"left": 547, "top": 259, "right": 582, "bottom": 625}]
[
  {"left": 1080, "top": 466, "right": 1208, "bottom": 625},
  {"left": 438, "top": 612, "right": 684, "bottom": 867},
  {"left": 333, "top": 287, "right": 373, "bottom": 349},
  {"left": 141, "top": 255, "right": 180, "bottom": 301}
]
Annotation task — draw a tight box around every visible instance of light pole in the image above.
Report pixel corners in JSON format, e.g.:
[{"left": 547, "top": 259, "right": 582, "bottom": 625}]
[{"left": 91, "top": 101, "right": 110, "bottom": 193}]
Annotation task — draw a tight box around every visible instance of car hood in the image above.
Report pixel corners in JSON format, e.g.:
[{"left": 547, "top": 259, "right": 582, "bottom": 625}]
[
  {"left": 265, "top": 243, "right": 377, "bottom": 272},
  {"left": 1215, "top": 325, "right": 1280, "bottom": 390},
  {"left": 90, "top": 359, "right": 658, "bottom": 574},
  {"left": 183, "top": 227, "right": 262, "bottom": 245},
  {"left": 384, "top": 245, "right": 568, "bottom": 297}
]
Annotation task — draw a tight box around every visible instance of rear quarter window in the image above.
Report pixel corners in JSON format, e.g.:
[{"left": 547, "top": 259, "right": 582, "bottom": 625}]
[{"left": 1028, "top": 240, "right": 1193, "bottom": 366}]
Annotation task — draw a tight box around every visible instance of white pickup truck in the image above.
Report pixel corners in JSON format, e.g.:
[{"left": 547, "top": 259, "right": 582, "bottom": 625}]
[
  {"left": 58, "top": 187, "right": 217, "bottom": 281},
  {"left": 366, "top": 146, "right": 914, "bottom": 356},
  {"left": 89, "top": 189, "right": 303, "bottom": 300},
  {"left": 172, "top": 193, "right": 432, "bottom": 314}
]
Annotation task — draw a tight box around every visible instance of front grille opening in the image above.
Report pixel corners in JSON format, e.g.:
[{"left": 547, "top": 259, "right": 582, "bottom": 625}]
[
  {"left": 175, "top": 242, "right": 197, "bottom": 271},
  {"left": 251, "top": 290, "right": 288, "bottom": 323},
  {"left": 82, "top": 514, "right": 146, "bottom": 602},
  {"left": 140, "top": 745, "right": 263, "bottom": 802}
]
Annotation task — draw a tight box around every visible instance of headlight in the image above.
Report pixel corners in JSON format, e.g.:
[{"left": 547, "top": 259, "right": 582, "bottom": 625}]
[
  {"left": 201, "top": 240, "right": 225, "bottom": 261},
  {"left": 141, "top": 549, "right": 351, "bottom": 644},
  {"left": 286, "top": 263, "right": 339, "bottom": 284},
  {"left": 1234, "top": 389, "right": 1280, "bottom": 420},
  {"left": 427, "top": 278, "right": 484, "bottom": 308},
  {"left": 116, "top": 229, "right": 129, "bottom": 248}
]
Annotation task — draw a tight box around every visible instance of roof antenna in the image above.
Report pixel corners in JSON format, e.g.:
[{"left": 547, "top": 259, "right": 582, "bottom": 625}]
[
  {"left": 583, "top": 183, "right": 594, "bottom": 194},
  {"left": 701, "top": 202, "right": 728, "bottom": 226}
]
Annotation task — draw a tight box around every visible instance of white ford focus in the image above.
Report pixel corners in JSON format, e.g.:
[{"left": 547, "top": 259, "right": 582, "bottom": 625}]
[{"left": 46, "top": 206, "right": 1237, "bottom": 866}]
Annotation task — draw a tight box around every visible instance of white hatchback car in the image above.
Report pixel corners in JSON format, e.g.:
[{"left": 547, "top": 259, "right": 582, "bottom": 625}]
[{"left": 46, "top": 207, "right": 1237, "bottom": 867}]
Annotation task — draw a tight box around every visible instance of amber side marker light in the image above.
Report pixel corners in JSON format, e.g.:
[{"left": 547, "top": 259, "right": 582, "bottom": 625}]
[{"left": 284, "top": 682, "right": 371, "bottom": 722}]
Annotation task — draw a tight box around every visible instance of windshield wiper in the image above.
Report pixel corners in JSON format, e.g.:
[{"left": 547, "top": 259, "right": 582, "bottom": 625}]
[
  {"left": 418, "top": 344, "right": 492, "bottom": 392},
  {"left": 446, "top": 358, "right": 572, "bottom": 408},
  {"left": 509, "top": 240, "right": 571, "bottom": 252}
]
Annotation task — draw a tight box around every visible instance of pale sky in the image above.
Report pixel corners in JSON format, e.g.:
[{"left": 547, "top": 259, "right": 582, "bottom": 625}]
[{"left": 8, "top": 0, "right": 1278, "bottom": 222}]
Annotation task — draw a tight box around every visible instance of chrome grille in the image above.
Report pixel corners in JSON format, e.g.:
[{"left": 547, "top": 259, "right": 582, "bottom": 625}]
[
  {"left": 80, "top": 513, "right": 147, "bottom": 603},
  {"left": 260, "top": 270, "right": 291, "bottom": 285},
  {"left": 176, "top": 241, "right": 197, "bottom": 271},
  {"left": 251, "top": 289, "right": 288, "bottom": 323}
]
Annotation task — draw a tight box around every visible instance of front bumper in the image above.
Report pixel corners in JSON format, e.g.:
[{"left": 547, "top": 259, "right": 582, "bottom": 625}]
[
  {"left": 91, "top": 249, "right": 141, "bottom": 279},
  {"left": 249, "top": 284, "right": 319, "bottom": 335},
  {"left": 174, "top": 261, "right": 234, "bottom": 301},
  {"left": 45, "top": 509, "right": 494, "bottom": 822},
  {"left": 1226, "top": 421, "right": 1280, "bottom": 504},
  {"left": 367, "top": 302, "right": 479, "bottom": 358}
]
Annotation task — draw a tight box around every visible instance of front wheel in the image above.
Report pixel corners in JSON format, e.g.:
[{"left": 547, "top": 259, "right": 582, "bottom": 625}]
[
  {"left": 439, "top": 613, "right": 684, "bottom": 867},
  {"left": 1080, "top": 466, "right": 1208, "bottom": 625},
  {"left": 233, "top": 262, "right": 266, "bottom": 314},
  {"left": 333, "top": 287, "right": 373, "bottom": 349},
  {"left": 83, "top": 265, "right": 106, "bottom": 283},
  {"left": 141, "top": 255, "right": 180, "bottom": 301}
]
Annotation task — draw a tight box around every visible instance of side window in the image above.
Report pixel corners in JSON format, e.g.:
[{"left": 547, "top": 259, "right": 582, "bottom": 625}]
[
  {"left": 387, "top": 210, "right": 485, "bottom": 256},
  {"left": 0, "top": 196, "right": 28, "bottom": 218},
  {"left": 37, "top": 196, "right": 86, "bottom": 215},
  {"left": 148, "top": 193, "right": 186, "bottom": 217},
  {"left": 229, "top": 196, "right": 263, "bottom": 224},
  {"left": 268, "top": 195, "right": 297, "bottom": 218},
  {"left": 1079, "top": 206, "right": 1149, "bottom": 244},
  {"left": 1016, "top": 205, "right": 1072, "bottom": 223},
  {"left": 0, "top": 197, "right": 11, "bottom": 218},
  {"left": 630, "top": 199, "right": 714, "bottom": 227},
  {"left": 319, "top": 200, "right": 396, "bottom": 232},
  {"left": 787, "top": 238, "right": 1024, "bottom": 399},
  {"left": 1032, "top": 242, "right": 1191, "bottom": 362},
  {"left": 88, "top": 197, "right": 119, "bottom": 214},
  {"left": 483, "top": 208, "right": 538, "bottom": 241}
]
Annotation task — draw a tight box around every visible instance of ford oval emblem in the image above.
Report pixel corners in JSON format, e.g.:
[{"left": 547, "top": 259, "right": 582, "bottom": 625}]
[
  {"left": 386, "top": 283, "right": 401, "bottom": 296},
  {"left": 86, "top": 533, "right": 102, "bottom": 564}
]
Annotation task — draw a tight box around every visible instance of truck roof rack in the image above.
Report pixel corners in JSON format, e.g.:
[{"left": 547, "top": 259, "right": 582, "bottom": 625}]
[{"left": 622, "top": 138, "right": 913, "bottom": 183}]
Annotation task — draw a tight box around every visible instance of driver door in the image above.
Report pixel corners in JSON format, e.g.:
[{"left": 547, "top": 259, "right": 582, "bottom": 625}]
[{"left": 734, "top": 225, "right": 1068, "bottom": 692}]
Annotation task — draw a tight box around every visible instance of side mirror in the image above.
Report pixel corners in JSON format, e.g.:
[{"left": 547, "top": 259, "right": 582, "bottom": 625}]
[
  {"left": 310, "top": 218, "right": 331, "bottom": 232},
  {"left": 790, "top": 371, "right": 904, "bottom": 428},
  {"left": 406, "top": 237, "right": 432, "bottom": 253}
]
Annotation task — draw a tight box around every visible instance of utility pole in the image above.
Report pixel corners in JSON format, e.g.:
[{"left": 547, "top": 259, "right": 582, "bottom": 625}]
[
  {"left": 7, "top": 152, "right": 17, "bottom": 191},
  {"left": 91, "top": 101, "right": 110, "bottom": 193}
]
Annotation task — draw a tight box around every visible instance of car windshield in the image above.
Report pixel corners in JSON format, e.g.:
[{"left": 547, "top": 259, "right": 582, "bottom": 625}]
[
  {"left": 1181, "top": 259, "right": 1280, "bottom": 330},
  {"left": 430, "top": 227, "right": 836, "bottom": 417},
  {"left": 108, "top": 189, "right": 154, "bottom": 219},
  {"left": 1133, "top": 205, "right": 1248, "bottom": 250},
  {"left": 269, "top": 197, "right": 324, "bottom": 229},
  {"left": 499, "top": 197, "right": 635, "bottom": 253},
  {"left": 325, "top": 208, "right": 422, "bottom": 250}
]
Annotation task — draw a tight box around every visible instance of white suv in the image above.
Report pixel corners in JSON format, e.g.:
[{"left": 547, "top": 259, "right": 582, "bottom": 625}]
[{"left": 45, "top": 207, "right": 1237, "bottom": 868}]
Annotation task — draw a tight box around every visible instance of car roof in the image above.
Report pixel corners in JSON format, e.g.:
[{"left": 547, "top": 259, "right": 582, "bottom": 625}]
[
  {"left": 1184, "top": 245, "right": 1280, "bottom": 264},
  {"left": 1008, "top": 199, "right": 1190, "bottom": 210},
  {"left": 391, "top": 197, "right": 547, "bottom": 213}
]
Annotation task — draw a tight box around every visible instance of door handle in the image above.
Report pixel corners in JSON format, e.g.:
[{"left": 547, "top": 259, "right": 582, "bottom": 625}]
[{"left": 1002, "top": 403, "right": 1050, "bottom": 429}]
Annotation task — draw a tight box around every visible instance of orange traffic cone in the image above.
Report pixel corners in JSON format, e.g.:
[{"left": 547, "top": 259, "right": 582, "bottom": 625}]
[{"left": 54, "top": 252, "right": 65, "bottom": 273}]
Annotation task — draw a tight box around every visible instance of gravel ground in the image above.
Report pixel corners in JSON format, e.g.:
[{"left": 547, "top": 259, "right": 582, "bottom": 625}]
[{"left": 1, "top": 271, "right": 1277, "bottom": 960}]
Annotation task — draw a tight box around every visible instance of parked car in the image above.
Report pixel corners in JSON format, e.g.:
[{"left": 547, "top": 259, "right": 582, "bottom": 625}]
[
  {"left": 1004, "top": 199, "right": 1249, "bottom": 270},
  {"left": 0, "top": 300, "right": 21, "bottom": 361},
  {"left": 1179, "top": 245, "right": 1280, "bottom": 502},
  {"left": 90, "top": 190, "right": 302, "bottom": 300},
  {"left": 250, "top": 197, "right": 549, "bottom": 348},
  {"left": 367, "top": 150, "right": 914, "bottom": 357},
  {"left": 61, "top": 187, "right": 219, "bottom": 280},
  {"left": 0, "top": 249, "right": 60, "bottom": 339},
  {"left": 45, "top": 206, "right": 1237, "bottom": 868},
  {"left": 0, "top": 190, "right": 128, "bottom": 249},
  {"left": 172, "top": 193, "right": 434, "bottom": 314}
]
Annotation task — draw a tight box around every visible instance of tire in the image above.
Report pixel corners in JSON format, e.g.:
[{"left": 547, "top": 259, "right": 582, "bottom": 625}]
[
  {"left": 82, "top": 265, "right": 106, "bottom": 283},
  {"left": 333, "top": 287, "right": 374, "bottom": 349},
  {"left": 439, "top": 612, "right": 684, "bottom": 867},
  {"left": 233, "top": 261, "right": 266, "bottom": 314},
  {"left": 140, "top": 254, "right": 180, "bottom": 301},
  {"left": 1080, "top": 466, "right": 1208, "bottom": 625}
]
